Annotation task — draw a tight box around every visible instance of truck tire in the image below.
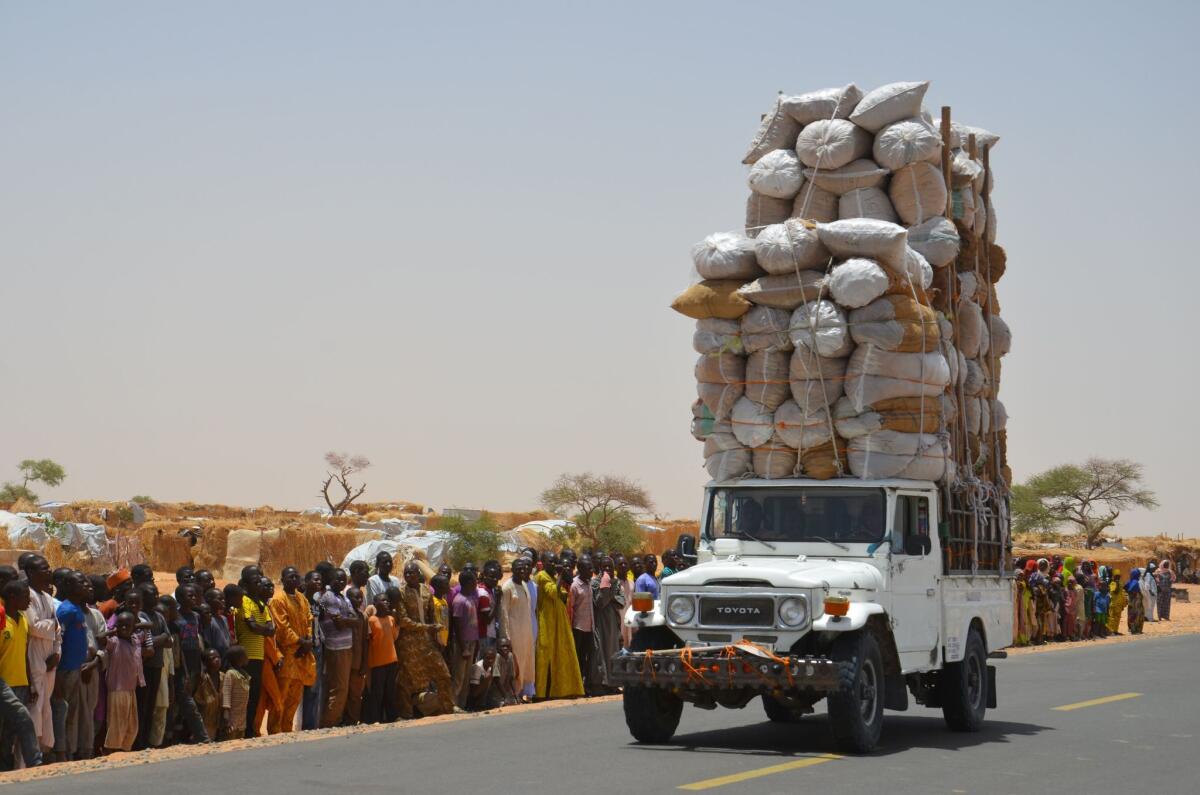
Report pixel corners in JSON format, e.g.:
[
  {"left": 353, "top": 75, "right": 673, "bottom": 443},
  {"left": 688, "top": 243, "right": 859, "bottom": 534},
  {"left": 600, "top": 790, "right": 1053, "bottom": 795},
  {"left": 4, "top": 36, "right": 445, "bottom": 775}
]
[
  {"left": 941, "top": 628, "right": 987, "bottom": 732},
  {"left": 762, "top": 694, "right": 802, "bottom": 723},
  {"left": 622, "top": 627, "right": 683, "bottom": 744},
  {"left": 827, "top": 632, "right": 885, "bottom": 753}
]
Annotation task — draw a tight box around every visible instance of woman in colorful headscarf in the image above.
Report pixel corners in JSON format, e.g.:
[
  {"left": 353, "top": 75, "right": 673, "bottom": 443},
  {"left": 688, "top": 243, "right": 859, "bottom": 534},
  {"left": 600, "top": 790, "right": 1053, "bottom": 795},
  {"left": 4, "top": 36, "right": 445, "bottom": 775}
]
[
  {"left": 1156, "top": 560, "right": 1175, "bottom": 620},
  {"left": 1124, "top": 568, "right": 1145, "bottom": 634},
  {"left": 1106, "top": 569, "right": 1127, "bottom": 634},
  {"left": 1061, "top": 572, "right": 1077, "bottom": 640}
]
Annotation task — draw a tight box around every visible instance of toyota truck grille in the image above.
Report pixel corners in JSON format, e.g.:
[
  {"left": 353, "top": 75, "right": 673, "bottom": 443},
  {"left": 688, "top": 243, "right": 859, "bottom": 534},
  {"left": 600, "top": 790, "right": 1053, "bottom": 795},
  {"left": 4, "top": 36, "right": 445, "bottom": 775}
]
[{"left": 698, "top": 596, "right": 774, "bottom": 627}]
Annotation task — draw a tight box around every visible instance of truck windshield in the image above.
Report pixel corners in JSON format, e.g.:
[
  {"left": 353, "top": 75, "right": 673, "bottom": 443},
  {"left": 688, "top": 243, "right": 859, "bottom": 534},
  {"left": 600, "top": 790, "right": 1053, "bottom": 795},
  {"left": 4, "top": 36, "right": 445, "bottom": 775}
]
[{"left": 707, "top": 487, "right": 886, "bottom": 544}]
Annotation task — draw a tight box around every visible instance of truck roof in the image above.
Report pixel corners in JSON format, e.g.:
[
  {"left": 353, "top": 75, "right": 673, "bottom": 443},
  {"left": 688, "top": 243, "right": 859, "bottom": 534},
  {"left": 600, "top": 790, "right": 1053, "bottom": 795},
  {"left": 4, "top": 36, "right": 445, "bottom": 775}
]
[{"left": 705, "top": 477, "right": 939, "bottom": 490}]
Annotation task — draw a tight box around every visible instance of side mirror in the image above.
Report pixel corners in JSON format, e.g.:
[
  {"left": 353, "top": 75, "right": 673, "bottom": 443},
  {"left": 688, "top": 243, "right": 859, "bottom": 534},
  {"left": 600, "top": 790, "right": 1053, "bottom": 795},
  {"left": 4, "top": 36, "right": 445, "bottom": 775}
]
[
  {"left": 903, "top": 535, "right": 932, "bottom": 557},
  {"left": 677, "top": 534, "right": 699, "bottom": 566}
]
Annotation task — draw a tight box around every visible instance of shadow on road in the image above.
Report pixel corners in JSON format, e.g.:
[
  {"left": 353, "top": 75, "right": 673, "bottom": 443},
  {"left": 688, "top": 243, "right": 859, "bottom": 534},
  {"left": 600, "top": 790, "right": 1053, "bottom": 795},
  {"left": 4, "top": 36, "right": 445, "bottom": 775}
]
[{"left": 628, "top": 714, "right": 1051, "bottom": 758}]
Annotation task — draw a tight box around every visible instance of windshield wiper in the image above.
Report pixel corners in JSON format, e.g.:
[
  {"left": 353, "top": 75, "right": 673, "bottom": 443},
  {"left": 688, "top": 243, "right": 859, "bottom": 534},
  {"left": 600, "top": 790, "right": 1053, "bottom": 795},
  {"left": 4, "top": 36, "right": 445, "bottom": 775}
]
[
  {"left": 811, "top": 535, "right": 849, "bottom": 551},
  {"left": 731, "top": 528, "right": 776, "bottom": 550}
]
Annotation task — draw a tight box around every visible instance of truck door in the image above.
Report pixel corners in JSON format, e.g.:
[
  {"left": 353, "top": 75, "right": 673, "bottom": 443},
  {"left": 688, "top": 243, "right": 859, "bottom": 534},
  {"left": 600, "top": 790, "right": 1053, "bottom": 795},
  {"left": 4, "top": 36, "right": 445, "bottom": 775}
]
[{"left": 889, "top": 492, "right": 941, "bottom": 665}]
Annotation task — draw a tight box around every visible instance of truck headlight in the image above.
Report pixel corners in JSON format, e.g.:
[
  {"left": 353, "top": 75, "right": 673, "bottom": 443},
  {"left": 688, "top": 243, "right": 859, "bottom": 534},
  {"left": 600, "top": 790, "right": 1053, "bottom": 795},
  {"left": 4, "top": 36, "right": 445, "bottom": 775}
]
[
  {"left": 667, "top": 595, "right": 696, "bottom": 625},
  {"left": 778, "top": 596, "right": 809, "bottom": 628}
]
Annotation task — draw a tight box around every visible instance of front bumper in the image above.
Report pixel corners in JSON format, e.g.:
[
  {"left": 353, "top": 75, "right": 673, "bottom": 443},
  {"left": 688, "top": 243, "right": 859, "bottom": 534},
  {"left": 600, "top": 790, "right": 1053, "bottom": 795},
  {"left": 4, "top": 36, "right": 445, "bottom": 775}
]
[{"left": 609, "top": 646, "right": 846, "bottom": 693}]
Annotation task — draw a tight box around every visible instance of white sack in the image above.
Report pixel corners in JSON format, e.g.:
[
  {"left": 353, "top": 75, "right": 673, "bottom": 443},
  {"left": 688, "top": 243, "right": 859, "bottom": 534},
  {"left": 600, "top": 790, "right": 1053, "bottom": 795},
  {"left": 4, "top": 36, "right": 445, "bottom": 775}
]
[
  {"left": 744, "top": 96, "right": 802, "bottom": 165},
  {"left": 706, "top": 447, "right": 752, "bottom": 480},
  {"left": 907, "top": 217, "right": 959, "bottom": 268},
  {"left": 746, "top": 193, "right": 792, "bottom": 235},
  {"left": 703, "top": 428, "right": 742, "bottom": 458},
  {"left": 741, "top": 306, "right": 793, "bottom": 353},
  {"left": 789, "top": 299, "right": 853, "bottom": 357},
  {"left": 731, "top": 397, "right": 776, "bottom": 448},
  {"left": 873, "top": 117, "right": 942, "bottom": 171},
  {"left": 844, "top": 346, "right": 951, "bottom": 410},
  {"left": 753, "top": 434, "right": 799, "bottom": 479},
  {"left": 698, "top": 382, "right": 743, "bottom": 421},
  {"left": 817, "top": 218, "right": 909, "bottom": 273},
  {"left": 738, "top": 271, "right": 825, "bottom": 310},
  {"left": 847, "top": 430, "right": 950, "bottom": 481},
  {"left": 695, "top": 352, "right": 745, "bottom": 385},
  {"left": 795, "top": 119, "right": 872, "bottom": 170},
  {"left": 950, "top": 121, "right": 1000, "bottom": 152},
  {"left": 693, "top": 318, "right": 743, "bottom": 355},
  {"left": 748, "top": 148, "right": 805, "bottom": 199},
  {"left": 754, "top": 219, "right": 830, "bottom": 274},
  {"left": 962, "top": 359, "right": 985, "bottom": 396},
  {"left": 850, "top": 81, "right": 930, "bottom": 133},
  {"left": 791, "top": 183, "right": 840, "bottom": 222},
  {"left": 692, "top": 232, "right": 761, "bottom": 280},
  {"left": 839, "top": 187, "right": 898, "bottom": 222},
  {"left": 889, "top": 161, "right": 947, "bottom": 226},
  {"left": 744, "top": 350, "right": 791, "bottom": 410},
  {"left": 782, "top": 84, "right": 862, "bottom": 124},
  {"left": 789, "top": 347, "right": 848, "bottom": 408},
  {"left": 774, "top": 400, "right": 834, "bottom": 449},
  {"left": 955, "top": 299, "right": 989, "bottom": 359},
  {"left": 950, "top": 148, "right": 983, "bottom": 188},
  {"left": 849, "top": 296, "right": 938, "bottom": 351},
  {"left": 989, "top": 314, "right": 1011, "bottom": 357},
  {"left": 905, "top": 247, "right": 933, "bottom": 290},
  {"left": 803, "top": 159, "right": 889, "bottom": 196},
  {"left": 828, "top": 258, "right": 890, "bottom": 309}
]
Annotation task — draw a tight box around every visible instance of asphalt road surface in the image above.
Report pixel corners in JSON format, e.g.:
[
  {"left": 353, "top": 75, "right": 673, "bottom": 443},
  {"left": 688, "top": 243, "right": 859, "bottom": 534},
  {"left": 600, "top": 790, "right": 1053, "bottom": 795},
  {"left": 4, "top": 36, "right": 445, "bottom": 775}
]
[{"left": 19, "top": 634, "right": 1198, "bottom": 795}]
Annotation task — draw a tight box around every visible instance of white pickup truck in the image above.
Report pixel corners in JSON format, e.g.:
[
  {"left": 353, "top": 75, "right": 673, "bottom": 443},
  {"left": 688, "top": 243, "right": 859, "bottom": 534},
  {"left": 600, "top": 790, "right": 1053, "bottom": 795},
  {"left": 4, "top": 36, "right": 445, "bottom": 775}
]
[{"left": 611, "top": 477, "right": 1013, "bottom": 753}]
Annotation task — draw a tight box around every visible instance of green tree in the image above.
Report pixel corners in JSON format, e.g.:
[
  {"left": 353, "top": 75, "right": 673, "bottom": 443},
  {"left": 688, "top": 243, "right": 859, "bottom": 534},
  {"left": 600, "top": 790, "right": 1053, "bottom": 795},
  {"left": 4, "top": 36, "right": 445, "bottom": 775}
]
[
  {"left": 539, "top": 473, "right": 654, "bottom": 550},
  {"left": 549, "top": 509, "right": 644, "bottom": 558},
  {"left": 0, "top": 458, "right": 67, "bottom": 504},
  {"left": 441, "top": 512, "right": 503, "bottom": 570},
  {"left": 1012, "top": 458, "right": 1158, "bottom": 548}
]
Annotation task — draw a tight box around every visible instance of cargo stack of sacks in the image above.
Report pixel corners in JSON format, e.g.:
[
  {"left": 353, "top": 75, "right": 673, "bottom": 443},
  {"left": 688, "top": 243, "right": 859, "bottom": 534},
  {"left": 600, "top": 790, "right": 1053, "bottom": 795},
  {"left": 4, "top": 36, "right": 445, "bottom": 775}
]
[
  {"left": 674, "top": 81, "right": 1010, "bottom": 486},
  {"left": 937, "top": 121, "right": 1012, "bottom": 486}
]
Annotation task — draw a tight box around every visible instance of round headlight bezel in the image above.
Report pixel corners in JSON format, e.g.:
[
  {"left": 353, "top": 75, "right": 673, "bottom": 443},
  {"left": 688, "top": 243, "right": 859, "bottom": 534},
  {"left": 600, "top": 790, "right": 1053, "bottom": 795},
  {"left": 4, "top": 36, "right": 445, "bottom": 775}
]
[
  {"left": 667, "top": 594, "right": 696, "bottom": 625},
  {"left": 778, "top": 595, "right": 809, "bottom": 628}
]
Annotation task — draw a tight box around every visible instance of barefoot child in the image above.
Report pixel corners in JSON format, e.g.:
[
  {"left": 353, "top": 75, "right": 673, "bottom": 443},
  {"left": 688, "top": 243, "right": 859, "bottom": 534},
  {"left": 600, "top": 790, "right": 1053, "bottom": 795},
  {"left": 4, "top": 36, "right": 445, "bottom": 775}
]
[{"left": 221, "top": 646, "right": 252, "bottom": 740}]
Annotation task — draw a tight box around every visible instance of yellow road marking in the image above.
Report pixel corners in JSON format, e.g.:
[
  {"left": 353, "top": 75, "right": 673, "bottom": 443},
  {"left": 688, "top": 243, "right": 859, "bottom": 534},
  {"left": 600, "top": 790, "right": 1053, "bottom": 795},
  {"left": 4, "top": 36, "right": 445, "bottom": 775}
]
[
  {"left": 1052, "top": 692, "right": 1142, "bottom": 712},
  {"left": 678, "top": 754, "right": 841, "bottom": 790}
]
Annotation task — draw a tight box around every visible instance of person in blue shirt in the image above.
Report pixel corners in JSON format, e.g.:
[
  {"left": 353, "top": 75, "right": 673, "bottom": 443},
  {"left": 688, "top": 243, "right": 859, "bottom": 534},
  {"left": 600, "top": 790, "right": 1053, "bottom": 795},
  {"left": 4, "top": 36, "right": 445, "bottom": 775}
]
[
  {"left": 634, "top": 554, "right": 660, "bottom": 600},
  {"left": 54, "top": 572, "right": 95, "bottom": 761}
]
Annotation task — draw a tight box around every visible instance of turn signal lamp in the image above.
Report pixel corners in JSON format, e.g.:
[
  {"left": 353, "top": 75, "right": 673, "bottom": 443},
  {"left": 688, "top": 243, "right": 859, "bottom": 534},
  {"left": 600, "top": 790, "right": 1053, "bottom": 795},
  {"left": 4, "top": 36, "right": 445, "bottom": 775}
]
[
  {"left": 823, "top": 595, "right": 850, "bottom": 617},
  {"left": 632, "top": 592, "right": 654, "bottom": 612}
]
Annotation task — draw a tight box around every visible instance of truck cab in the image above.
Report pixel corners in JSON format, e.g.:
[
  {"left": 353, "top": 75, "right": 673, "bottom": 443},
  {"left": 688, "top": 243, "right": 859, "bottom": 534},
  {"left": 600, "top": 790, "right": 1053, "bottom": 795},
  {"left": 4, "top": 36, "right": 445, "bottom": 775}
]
[{"left": 611, "top": 478, "right": 1013, "bottom": 753}]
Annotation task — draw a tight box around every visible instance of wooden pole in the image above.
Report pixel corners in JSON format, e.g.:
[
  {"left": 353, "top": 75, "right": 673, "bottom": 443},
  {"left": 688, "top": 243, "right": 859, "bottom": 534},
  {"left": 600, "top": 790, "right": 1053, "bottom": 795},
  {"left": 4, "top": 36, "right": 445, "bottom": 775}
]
[{"left": 940, "top": 107, "right": 953, "bottom": 216}]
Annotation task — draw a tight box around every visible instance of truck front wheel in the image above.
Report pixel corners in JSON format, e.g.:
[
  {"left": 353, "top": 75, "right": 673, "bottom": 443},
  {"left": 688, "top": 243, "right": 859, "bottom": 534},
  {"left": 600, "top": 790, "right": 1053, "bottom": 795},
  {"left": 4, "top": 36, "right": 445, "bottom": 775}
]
[
  {"left": 622, "top": 627, "right": 683, "bottom": 744},
  {"left": 941, "top": 628, "right": 987, "bottom": 732},
  {"left": 827, "top": 632, "right": 885, "bottom": 753}
]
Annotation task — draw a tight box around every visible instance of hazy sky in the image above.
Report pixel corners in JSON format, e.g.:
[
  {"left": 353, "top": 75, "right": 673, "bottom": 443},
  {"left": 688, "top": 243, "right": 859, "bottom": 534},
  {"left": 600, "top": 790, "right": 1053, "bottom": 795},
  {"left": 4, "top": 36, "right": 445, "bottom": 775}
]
[{"left": 3, "top": 2, "right": 1196, "bottom": 537}]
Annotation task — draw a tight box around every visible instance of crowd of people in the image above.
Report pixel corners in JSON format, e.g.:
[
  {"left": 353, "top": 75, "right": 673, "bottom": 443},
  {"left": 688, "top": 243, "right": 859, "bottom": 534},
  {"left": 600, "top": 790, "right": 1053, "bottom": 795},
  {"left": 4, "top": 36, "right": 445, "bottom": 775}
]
[
  {"left": 0, "top": 546, "right": 688, "bottom": 769},
  {"left": 1013, "top": 555, "right": 1178, "bottom": 645}
]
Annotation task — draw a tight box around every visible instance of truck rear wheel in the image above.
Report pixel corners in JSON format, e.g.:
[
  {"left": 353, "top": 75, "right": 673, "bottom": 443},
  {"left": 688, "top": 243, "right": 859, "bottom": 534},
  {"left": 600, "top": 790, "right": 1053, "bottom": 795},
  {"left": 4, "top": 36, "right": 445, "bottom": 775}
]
[
  {"left": 827, "top": 632, "right": 885, "bottom": 753},
  {"left": 622, "top": 627, "right": 683, "bottom": 744},
  {"left": 941, "top": 628, "right": 987, "bottom": 732},
  {"left": 762, "top": 694, "right": 802, "bottom": 723}
]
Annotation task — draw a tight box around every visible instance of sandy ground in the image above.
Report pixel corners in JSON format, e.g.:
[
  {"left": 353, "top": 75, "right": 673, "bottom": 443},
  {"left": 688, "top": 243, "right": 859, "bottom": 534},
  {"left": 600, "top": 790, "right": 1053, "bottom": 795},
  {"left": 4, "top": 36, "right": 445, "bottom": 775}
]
[{"left": 6, "top": 585, "right": 1193, "bottom": 785}]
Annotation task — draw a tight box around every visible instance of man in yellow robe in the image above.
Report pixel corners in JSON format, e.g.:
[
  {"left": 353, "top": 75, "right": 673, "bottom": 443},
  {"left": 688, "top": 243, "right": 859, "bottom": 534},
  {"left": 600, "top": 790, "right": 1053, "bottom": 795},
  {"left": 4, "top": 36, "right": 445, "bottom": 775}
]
[
  {"left": 268, "top": 567, "right": 316, "bottom": 733},
  {"left": 534, "top": 554, "right": 583, "bottom": 699}
]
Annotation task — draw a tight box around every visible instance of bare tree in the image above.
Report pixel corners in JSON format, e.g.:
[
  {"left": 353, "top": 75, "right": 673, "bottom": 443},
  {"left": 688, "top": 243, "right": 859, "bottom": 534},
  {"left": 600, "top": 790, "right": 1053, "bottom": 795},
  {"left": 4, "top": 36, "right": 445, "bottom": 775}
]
[
  {"left": 320, "top": 452, "right": 371, "bottom": 516},
  {"left": 1012, "top": 458, "right": 1158, "bottom": 548},
  {"left": 539, "top": 473, "right": 654, "bottom": 549}
]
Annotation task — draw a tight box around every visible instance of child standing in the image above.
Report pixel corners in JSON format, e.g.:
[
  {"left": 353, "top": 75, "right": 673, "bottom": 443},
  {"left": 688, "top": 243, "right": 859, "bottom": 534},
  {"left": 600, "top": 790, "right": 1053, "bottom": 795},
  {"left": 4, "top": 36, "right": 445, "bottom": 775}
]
[
  {"left": 104, "top": 612, "right": 145, "bottom": 753},
  {"left": 221, "top": 646, "right": 252, "bottom": 740},
  {"left": 430, "top": 575, "right": 450, "bottom": 659},
  {"left": 365, "top": 593, "right": 399, "bottom": 723}
]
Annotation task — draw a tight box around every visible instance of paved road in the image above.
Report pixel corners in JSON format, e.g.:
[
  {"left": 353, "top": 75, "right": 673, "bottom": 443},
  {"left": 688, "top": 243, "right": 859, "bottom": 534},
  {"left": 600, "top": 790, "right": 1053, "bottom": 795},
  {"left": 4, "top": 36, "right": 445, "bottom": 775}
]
[{"left": 19, "top": 634, "right": 1199, "bottom": 794}]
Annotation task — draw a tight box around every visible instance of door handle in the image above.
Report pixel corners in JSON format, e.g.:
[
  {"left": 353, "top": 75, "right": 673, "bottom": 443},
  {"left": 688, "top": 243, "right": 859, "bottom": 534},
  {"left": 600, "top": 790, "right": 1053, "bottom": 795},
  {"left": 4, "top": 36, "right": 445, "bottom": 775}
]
[{"left": 926, "top": 588, "right": 936, "bottom": 597}]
